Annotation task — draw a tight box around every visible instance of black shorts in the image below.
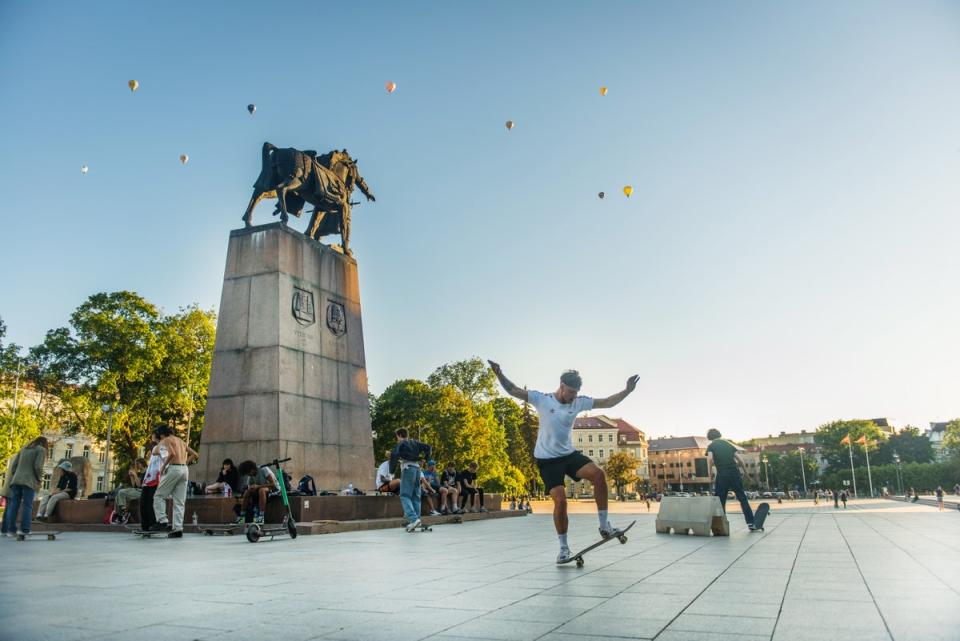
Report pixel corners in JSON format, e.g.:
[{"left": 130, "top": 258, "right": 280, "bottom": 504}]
[{"left": 536, "top": 451, "right": 593, "bottom": 491}]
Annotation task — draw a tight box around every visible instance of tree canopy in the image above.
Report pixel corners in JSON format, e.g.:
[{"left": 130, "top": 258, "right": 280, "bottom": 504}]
[{"left": 372, "top": 358, "right": 538, "bottom": 495}]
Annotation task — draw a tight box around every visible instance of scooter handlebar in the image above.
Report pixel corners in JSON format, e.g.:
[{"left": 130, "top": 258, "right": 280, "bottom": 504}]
[{"left": 260, "top": 457, "right": 292, "bottom": 468}]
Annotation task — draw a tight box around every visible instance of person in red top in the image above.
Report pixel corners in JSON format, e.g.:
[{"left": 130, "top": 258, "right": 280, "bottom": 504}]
[{"left": 138, "top": 432, "right": 164, "bottom": 531}]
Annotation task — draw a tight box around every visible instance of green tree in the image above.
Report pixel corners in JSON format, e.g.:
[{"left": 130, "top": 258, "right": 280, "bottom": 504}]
[
  {"left": 371, "top": 359, "right": 529, "bottom": 495},
  {"left": 604, "top": 451, "right": 639, "bottom": 499},
  {"left": 770, "top": 450, "right": 819, "bottom": 492},
  {"left": 24, "top": 292, "right": 216, "bottom": 485},
  {"left": 943, "top": 419, "right": 960, "bottom": 458},
  {"left": 814, "top": 420, "right": 886, "bottom": 470},
  {"left": 491, "top": 396, "right": 538, "bottom": 493},
  {"left": 875, "top": 427, "right": 934, "bottom": 465},
  {"left": 426, "top": 357, "right": 497, "bottom": 403}
]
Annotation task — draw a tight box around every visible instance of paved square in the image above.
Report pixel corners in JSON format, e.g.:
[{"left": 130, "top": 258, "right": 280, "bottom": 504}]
[{"left": 1, "top": 500, "right": 958, "bottom": 641}]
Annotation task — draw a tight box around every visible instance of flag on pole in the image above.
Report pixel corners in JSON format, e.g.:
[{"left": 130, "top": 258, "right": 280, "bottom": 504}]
[
  {"left": 840, "top": 435, "right": 851, "bottom": 445},
  {"left": 856, "top": 435, "right": 867, "bottom": 445}
]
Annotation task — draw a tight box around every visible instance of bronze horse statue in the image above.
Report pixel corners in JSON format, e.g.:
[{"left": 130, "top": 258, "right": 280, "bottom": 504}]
[{"left": 242, "top": 142, "right": 375, "bottom": 254}]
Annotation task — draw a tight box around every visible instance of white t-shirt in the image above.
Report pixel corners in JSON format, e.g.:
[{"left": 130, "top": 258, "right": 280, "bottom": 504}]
[
  {"left": 528, "top": 390, "right": 594, "bottom": 459},
  {"left": 376, "top": 460, "right": 393, "bottom": 487}
]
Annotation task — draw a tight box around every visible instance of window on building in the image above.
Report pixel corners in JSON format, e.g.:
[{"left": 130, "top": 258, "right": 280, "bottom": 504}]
[
  {"left": 608, "top": 434, "right": 613, "bottom": 442},
  {"left": 588, "top": 435, "right": 593, "bottom": 443},
  {"left": 96, "top": 476, "right": 104, "bottom": 492},
  {"left": 64, "top": 445, "right": 73, "bottom": 459},
  {"left": 98, "top": 449, "right": 106, "bottom": 463},
  {"left": 83, "top": 445, "right": 91, "bottom": 459},
  {"left": 589, "top": 449, "right": 594, "bottom": 457},
  {"left": 42, "top": 474, "right": 51, "bottom": 491},
  {"left": 47, "top": 447, "right": 54, "bottom": 460},
  {"left": 599, "top": 450, "right": 604, "bottom": 459}
]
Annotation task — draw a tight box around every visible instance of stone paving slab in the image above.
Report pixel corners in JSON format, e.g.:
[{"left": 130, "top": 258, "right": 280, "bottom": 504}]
[{"left": 1, "top": 499, "right": 958, "bottom": 641}]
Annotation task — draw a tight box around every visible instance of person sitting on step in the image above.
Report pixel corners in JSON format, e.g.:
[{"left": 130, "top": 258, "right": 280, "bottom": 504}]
[{"left": 236, "top": 460, "right": 278, "bottom": 524}]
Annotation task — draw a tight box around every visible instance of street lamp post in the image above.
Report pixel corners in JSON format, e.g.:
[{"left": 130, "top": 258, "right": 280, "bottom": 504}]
[
  {"left": 798, "top": 447, "right": 808, "bottom": 496},
  {"left": 893, "top": 452, "right": 903, "bottom": 496},
  {"left": 677, "top": 450, "right": 684, "bottom": 492},
  {"left": 762, "top": 455, "right": 770, "bottom": 490},
  {"left": 101, "top": 404, "right": 116, "bottom": 492}
]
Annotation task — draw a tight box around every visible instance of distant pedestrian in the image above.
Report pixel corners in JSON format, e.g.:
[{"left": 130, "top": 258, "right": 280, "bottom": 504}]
[
  {"left": 840, "top": 490, "right": 848, "bottom": 508},
  {"left": 645, "top": 496, "right": 651, "bottom": 512},
  {"left": 1, "top": 436, "right": 48, "bottom": 537},
  {"left": 833, "top": 489, "right": 839, "bottom": 509},
  {"left": 953, "top": 483, "right": 959, "bottom": 496},
  {"left": 935, "top": 486, "right": 944, "bottom": 511}
]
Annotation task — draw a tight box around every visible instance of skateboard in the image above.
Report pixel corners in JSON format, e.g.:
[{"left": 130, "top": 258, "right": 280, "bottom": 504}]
[
  {"left": 130, "top": 529, "right": 171, "bottom": 538},
  {"left": 406, "top": 523, "right": 432, "bottom": 533},
  {"left": 751, "top": 502, "right": 770, "bottom": 531},
  {"left": 16, "top": 531, "right": 61, "bottom": 541},
  {"left": 202, "top": 524, "right": 243, "bottom": 536},
  {"left": 558, "top": 520, "right": 637, "bottom": 567}
]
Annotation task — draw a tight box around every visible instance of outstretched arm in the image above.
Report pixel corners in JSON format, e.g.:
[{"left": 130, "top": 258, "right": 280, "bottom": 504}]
[
  {"left": 487, "top": 360, "right": 528, "bottom": 402},
  {"left": 592, "top": 375, "right": 639, "bottom": 409}
]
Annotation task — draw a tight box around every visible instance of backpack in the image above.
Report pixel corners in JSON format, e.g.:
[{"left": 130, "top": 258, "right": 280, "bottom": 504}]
[{"left": 297, "top": 475, "right": 317, "bottom": 496}]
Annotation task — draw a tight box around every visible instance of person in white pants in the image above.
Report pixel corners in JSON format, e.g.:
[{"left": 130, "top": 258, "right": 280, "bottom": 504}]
[{"left": 150, "top": 425, "right": 198, "bottom": 537}]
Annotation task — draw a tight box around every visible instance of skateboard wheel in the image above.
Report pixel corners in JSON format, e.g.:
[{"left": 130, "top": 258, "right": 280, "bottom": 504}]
[
  {"left": 618, "top": 535, "right": 627, "bottom": 544},
  {"left": 576, "top": 558, "right": 584, "bottom": 567}
]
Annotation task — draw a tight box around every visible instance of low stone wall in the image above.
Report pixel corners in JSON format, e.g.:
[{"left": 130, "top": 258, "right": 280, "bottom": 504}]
[{"left": 35, "top": 493, "right": 503, "bottom": 525}]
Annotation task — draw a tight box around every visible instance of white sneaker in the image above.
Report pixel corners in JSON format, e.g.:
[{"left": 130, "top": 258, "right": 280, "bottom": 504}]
[
  {"left": 429, "top": 510, "right": 441, "bottom": 516},
  {"left": 599, "top": 524, "right": 623, "bottom": 539},
  {"left": 556, "top": 546, "right": 572, "bottom": 563},
  {"left": 405, "top": 518, "right": 422, "bottom": 533}
]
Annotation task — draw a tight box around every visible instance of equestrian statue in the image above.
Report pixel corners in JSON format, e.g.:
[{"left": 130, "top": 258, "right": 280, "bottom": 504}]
[{"left": 242, "top": 142, "right": 376, "bottom": 255}]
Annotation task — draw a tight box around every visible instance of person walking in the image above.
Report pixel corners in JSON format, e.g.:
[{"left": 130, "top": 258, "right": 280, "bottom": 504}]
[
  {"left": 1, "top": 436, "right": 48, "bottom": 537},
  {"left": 840, "top": 489, "right": 848, "bottom": 509},
  {"left": 390, "top": 428, "right": 432, "bottom": 532},
  {"left": 833, "top": 489, "right": 839, "bottom": 509},
  {"left": 489, "top": 361, "right": 638, "bottom": 563},
  {"left": 150, "top": 425, "right": 198, "bottom": 538},
  {"left": 935, "top": 486, "right": 944, "bottom": 511},
  {"left": 705, "top": 429, "right": 756, "bottom": 529}
]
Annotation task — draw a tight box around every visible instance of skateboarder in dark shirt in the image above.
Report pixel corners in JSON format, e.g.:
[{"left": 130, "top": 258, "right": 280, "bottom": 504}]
[{"left": 705, "top": 429, "right": 756, "bottom": 530}]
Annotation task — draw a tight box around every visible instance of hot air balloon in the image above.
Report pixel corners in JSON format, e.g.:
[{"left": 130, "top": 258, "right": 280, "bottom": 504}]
[
  {"left": 81, "top": 165, "right": 89, "bottom": 174},
  {"left": 505, "top": 120, "right": 514, "bottom": 130},
  {"left": 128, "top": 79, "right": 139, "bottom": 92},
  {"left": 385, "top": 81, "right": 397, "bottom": 94},
  {"left": 180, "top": 154, "right": 189, "bottom": 165},
  {"left": 247, "top": 104, "right": 256, "bottom": 115},
  {"left": 598, "top": 192, "right": 604, "bottom": 199},
  {"left": 623, "top": 185, "right": 633, "bottom": 198},
  {"left": 600, "top": 86, "right": 608, "bottom": 96}
]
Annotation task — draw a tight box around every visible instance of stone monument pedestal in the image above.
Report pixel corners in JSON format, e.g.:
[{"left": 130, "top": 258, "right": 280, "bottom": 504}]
[{"left": 198, "top": 223, "right": 374, "bottom": 491}]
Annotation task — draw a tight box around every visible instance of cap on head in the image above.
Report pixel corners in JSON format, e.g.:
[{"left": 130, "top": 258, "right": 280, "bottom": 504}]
[
  {"left": 428, "top": 460, "right": 436, "bottom": 466},
  {"left": 58, "top": 460, "right": 73, "bottom": 472},
  {"left": 560, "top": 370, "right": 582, "bottom": 391}
]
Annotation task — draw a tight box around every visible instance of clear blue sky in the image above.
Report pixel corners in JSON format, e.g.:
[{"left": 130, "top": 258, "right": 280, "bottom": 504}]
[{"left": 1, "top": 1, "right": 958, "bottom": 440}]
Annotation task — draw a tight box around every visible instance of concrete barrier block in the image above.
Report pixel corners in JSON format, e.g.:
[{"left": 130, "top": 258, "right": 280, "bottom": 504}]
[{"left": 655, "top": 496, "right": 729, "bottom": 536}]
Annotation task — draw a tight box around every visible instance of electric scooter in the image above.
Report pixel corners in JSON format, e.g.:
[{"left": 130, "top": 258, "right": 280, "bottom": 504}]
[{"left": 245, "top": 457, "right": 298, "bottom": 543}]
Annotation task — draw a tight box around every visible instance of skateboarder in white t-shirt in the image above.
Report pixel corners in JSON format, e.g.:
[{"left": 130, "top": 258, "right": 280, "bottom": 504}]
[{"left": 488, "top": 361, "right": 639, "bottom": 563}]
